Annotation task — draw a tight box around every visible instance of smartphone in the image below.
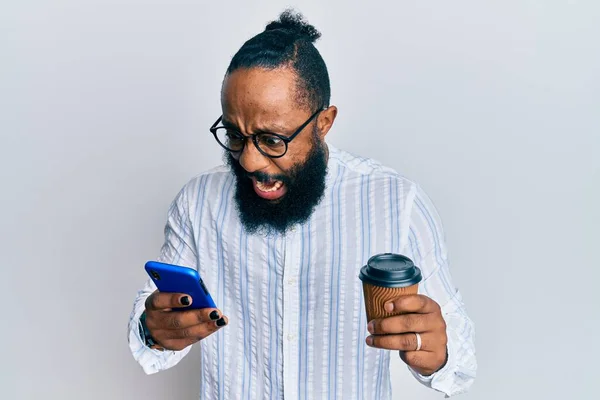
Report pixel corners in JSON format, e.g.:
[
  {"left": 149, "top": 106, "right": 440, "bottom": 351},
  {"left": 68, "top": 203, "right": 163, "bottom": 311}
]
[{"left": 144, "top": 261, "right": 217, "bottom": 310}]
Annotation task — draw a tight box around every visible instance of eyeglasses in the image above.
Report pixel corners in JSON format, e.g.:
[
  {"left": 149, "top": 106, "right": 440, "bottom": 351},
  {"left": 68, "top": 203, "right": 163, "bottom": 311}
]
[{"left": 209, "top": 108, "right": 324, "bottom": 158}]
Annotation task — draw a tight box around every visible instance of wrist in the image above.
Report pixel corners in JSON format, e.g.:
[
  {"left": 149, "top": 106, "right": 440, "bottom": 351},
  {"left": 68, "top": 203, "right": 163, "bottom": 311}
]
[
  {"left": 139, "top": 311, "right": 158, "bottom": 348},
  {"left": 406, "top": 346, "right": 449, "bottom": 377},
  {"left": 435, "top": 347, "right": 449, "bottom": 373}
]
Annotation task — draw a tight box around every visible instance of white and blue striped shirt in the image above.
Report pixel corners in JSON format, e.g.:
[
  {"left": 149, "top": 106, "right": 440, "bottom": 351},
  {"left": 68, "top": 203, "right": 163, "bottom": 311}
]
[{"left": 128, "top": 144, "right": 476, "bottom": 399}]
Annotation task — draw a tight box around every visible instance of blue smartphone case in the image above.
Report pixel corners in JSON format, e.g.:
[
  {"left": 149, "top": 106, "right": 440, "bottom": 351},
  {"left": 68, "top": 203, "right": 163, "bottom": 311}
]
[{"left": 144, "top": 261, "right": 217, "bottom": 310}]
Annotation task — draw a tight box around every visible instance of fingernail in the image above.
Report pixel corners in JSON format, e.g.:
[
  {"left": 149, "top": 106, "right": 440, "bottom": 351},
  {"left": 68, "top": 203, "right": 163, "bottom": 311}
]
[
  {"left": 180, "top": 296, "right": 190, "bottom": 306},
  {"left": 367, "top": 321, "right": 374, "bottom": 334},
  {"left": 366, "top": 336, "right": 374, "bottom": 346},
  {"left": 384, "top": 302, "right": 394, "bottom": 313},
  {"left": 216, "top": 317, "right": 227, "bottom": 327},
  {"left": 209, "top": 310, "right": 220, "bottom": 320}
]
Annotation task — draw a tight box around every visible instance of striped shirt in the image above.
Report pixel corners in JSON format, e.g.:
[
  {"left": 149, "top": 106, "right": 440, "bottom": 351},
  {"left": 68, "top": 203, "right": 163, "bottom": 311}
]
[{"left": 128, "top": 144, "right": 477, "bottom": 399}]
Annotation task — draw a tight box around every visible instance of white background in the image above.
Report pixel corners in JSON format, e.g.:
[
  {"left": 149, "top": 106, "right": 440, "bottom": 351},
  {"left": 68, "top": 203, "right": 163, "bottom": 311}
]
[{"left": 1, "top": 1, "right": 598, "bottom": 399}]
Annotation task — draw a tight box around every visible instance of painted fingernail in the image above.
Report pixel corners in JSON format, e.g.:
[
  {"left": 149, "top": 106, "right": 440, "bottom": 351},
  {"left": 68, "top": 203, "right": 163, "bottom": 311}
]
[
  {"left": 366, "top": 336, "right": 374, "bottom": 346},
  {"left": 209, "top": 311, "right": 220, "bottom": 320},
  {"left": 216, "top": 317, "right": 227, "bottom": 327},
  {"left": 384, "top": 302, "right": 394, "bottom": 313},
  {"left": 367, "top": 321, "right": 375, "bottom": 334},
  {"left": 180, "top": 296, "right": 190, "bottom": 306}
]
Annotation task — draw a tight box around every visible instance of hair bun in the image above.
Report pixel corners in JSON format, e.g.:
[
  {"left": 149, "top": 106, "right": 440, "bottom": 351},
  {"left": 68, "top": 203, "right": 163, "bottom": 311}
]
[{"left": 264, "top": 9, "right": 321, "bottom": 42}]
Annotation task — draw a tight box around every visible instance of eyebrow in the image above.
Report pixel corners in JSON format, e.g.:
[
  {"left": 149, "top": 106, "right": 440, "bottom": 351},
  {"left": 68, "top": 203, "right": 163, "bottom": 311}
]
[
  {"left": 220, "top": 117, "right": 238, "bottom": 129},
  {"left": 221, "top": 117, "right": 290, "bottom": 136}
]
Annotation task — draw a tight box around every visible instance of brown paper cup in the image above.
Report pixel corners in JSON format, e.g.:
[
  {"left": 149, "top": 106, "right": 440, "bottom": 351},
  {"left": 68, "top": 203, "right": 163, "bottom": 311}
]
[{"left": 362, "top": 282, "right": 419, "bottom": 321}]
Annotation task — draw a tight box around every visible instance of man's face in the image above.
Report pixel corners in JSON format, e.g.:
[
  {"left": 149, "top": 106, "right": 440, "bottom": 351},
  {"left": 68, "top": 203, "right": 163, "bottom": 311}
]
[{"left": 220, "top": 67, "right": 336, "bottom": 234}]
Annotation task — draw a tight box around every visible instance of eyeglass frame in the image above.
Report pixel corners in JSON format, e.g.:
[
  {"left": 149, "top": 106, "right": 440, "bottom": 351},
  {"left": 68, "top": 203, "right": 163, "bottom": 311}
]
[{"left": 209, "top": 107, "right": 325, "bottom": 159}]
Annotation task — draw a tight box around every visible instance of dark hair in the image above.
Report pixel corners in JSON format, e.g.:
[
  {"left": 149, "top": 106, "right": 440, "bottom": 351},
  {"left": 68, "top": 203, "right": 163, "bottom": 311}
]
[{"left": 226, "top": 9, "right": 330, "bottom": 111}]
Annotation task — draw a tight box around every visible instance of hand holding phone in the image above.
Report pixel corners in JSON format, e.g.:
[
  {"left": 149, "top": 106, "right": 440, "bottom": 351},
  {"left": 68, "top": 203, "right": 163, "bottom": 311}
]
[{"left": 142, "top": 261, "right": 228, "bottom": 351}]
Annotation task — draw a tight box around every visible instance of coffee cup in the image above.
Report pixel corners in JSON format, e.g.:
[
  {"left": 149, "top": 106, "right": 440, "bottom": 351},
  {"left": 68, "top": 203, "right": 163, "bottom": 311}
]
[{"left": 358, "top": 253, "right": 422, "bottom": 321}]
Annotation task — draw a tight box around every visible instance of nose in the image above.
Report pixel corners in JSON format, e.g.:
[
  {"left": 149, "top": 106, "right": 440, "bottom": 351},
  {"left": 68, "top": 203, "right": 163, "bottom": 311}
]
[{"left": 237, "top": 140, "right": 270, "bottom": 174}]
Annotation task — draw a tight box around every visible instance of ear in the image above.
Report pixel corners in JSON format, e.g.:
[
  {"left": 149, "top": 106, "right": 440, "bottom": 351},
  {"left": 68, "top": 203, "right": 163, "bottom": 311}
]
[{"left": 316, "top": 106, "right": 338, "bottom": 139}]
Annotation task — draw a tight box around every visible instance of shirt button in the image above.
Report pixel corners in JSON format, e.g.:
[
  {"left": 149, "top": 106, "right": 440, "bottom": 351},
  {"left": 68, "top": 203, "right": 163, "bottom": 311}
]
[
  {"left": 287, "top": 334, "right": 296, "bottom": 341},
  {"left": 287, "top": 278, "right": 296, "bottom": 286}
]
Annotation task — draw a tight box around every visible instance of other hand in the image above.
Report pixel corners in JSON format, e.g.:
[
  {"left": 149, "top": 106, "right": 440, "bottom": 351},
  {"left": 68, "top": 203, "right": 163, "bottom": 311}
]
[{"left": 366, "top": 294, "right": 447, "bottom": 376}]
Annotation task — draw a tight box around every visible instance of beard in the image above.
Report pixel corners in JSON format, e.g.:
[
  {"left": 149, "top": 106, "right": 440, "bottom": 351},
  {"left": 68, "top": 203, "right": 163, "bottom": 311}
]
[{"left": 225, "top": 135, "right": 328, "bottom": 236}]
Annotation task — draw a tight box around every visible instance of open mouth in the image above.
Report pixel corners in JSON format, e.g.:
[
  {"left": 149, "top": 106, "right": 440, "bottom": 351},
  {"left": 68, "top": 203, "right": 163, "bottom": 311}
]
[{"left": 252, "top": 177, "right": 287, "bottom": 200}]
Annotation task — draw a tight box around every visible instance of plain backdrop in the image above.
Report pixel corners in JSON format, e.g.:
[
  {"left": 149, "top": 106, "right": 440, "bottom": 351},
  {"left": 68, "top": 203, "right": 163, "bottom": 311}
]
[{"left": 1, "top": 1, "right": 598, "bottom": 399}]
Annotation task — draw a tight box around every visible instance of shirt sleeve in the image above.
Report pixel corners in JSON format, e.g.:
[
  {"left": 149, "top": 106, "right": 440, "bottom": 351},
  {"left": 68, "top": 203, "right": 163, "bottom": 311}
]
[
  {"left": 403, "top": 184, "right": 477, "bottom": 397},
  {"left": 127, "top": 185, "right": 199, "bottom": 375}
]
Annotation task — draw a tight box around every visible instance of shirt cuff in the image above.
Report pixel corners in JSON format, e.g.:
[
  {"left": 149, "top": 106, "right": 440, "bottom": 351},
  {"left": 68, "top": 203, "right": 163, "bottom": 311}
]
[
  {"left": 127, "top": 304, "right": 190, "bottom": 374},
  {"left": 408, "top": 343, "right": 454, "bottom": 394},
  {"left": 407, "top": 330, "right": 474, "bottom": 397}
]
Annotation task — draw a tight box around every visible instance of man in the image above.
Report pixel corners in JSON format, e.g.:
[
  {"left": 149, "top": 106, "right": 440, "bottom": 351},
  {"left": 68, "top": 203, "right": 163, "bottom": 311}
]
[{"left": 128, "top": 10, "right": 476, "bottom": 399}]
